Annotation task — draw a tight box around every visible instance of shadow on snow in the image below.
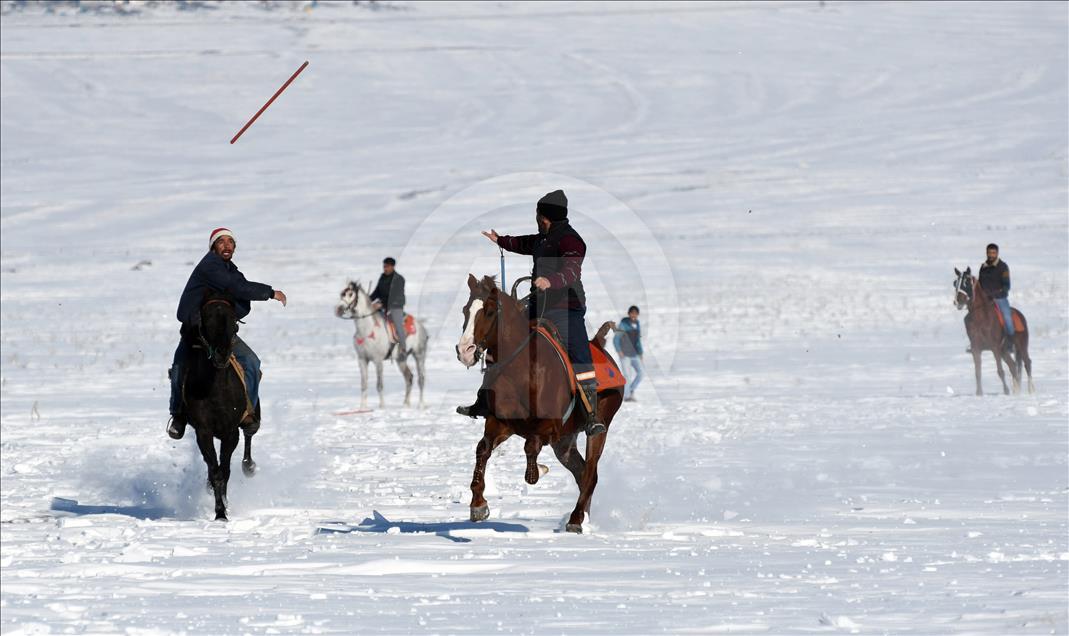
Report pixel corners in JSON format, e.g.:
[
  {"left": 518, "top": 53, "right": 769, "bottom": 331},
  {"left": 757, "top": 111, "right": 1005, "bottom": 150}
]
[
  {"left": 50, "top": 497, "right": 174, "bottom": 520},
  {"left": 316, "top": 510, "right": 529, "bottom": 543}
]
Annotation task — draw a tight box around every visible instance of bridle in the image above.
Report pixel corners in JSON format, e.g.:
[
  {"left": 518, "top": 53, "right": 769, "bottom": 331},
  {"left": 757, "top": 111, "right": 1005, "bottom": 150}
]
[
  {"left": 339, "top": 283, "right": 380, "bottom": 320},
  {"left": 196, "top": 298, "right": 236, "bottom": 365},
  {"left": 955, "top": 273, "right": 973, "bottom": 308}
]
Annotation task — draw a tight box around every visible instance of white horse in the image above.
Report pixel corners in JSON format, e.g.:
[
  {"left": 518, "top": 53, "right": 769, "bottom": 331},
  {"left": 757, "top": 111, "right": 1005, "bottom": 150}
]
[{"left": 334, "top": 281, "right": 429, "bottom": 408}]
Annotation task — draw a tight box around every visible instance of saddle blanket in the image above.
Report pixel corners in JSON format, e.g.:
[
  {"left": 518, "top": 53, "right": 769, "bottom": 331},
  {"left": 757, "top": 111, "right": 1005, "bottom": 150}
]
[
  {"left": 994, "top": 306, "right": 1026, "bottom": 332},
  {"left": 533, "top": 326, "right": 627, "bottom": 393}
]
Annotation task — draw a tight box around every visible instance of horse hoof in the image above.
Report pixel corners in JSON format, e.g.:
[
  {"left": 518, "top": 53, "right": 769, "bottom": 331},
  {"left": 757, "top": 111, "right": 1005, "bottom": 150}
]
[
  {"left": 215, "top": 513, "right": 228, "bottom": 522},
  {"left": 470, "top": 505, "right": 489, "bottom": 522},
  {"left": 565, "top": 523, "right": 583, "bottom": 534},
  {"left": 242, "top": 459, "right": 257, "bottom": 477}
]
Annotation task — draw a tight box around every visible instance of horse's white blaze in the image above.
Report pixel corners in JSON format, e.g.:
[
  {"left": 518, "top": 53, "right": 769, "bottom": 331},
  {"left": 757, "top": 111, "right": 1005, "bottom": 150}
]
[{"left": 457, "top": 299, "right": 482, "bottom": 368}]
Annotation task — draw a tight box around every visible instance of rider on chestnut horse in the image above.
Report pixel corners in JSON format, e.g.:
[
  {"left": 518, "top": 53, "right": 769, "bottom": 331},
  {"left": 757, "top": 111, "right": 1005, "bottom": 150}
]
[
  {"left": 457, "top": 189, "right": 606, "bottom": 437},
  {"left": 974, "top": 243, "right": 1014, "bottom": 353}
]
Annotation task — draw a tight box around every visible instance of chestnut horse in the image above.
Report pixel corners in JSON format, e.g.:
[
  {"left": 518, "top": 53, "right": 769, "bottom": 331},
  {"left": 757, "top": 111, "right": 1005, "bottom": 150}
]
[
  {"left": 954, "top": 267, "right": 1034, "bottom": 395},
  {"left": 456, "top": 275, "right": 624, "bottom": 533}
]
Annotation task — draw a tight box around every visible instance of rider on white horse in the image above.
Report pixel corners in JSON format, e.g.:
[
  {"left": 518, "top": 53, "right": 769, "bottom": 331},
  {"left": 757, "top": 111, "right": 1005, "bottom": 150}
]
[{"left": 370, "top": 257, "right": 407, "bottom": 356}]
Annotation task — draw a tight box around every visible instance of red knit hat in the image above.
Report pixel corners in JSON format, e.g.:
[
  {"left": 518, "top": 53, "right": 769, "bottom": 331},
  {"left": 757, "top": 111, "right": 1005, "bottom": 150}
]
[{"left": 209, "top": 227, "right": 235, "bottom": 249}]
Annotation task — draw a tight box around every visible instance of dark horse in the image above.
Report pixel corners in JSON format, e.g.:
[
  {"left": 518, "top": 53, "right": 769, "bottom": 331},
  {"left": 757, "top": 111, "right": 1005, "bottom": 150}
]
[
  {"left": 954, "top": 267, "right": 1034, "bottom": 395},
  {"left": 182, "top": 291, "right": 258, "bottom": 520},
  {"left": 456, "top": 275, "right": 624, "bottom": 533}
]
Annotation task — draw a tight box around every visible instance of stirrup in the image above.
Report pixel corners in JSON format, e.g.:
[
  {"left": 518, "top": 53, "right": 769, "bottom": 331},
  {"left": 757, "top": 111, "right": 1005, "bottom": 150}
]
[{"left": 579, "top": 384, "right": 605, "bottom": 436}]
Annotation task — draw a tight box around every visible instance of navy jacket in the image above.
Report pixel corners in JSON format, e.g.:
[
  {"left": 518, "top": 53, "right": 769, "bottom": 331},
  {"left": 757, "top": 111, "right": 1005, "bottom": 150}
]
[
  {"left": 498, "top": 220, "right": 587, "bottom": 311},
  {"left": 613, "top": 317, "right": 643, "bottom": 357},
  {"left": 370, "top": 272, "right": 406, "bottom": 309},
  {"left": 176, "top": 251, "right": 274, "bottom": 325},
  {"left": 978, "top": 259, "right": 1010, "bottom": 299}
]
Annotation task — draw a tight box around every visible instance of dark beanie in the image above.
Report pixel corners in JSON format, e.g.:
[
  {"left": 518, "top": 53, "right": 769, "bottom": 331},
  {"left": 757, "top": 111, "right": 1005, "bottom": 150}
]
[{"left": 537, "top": 189, "right": 568, "bottom": 222}]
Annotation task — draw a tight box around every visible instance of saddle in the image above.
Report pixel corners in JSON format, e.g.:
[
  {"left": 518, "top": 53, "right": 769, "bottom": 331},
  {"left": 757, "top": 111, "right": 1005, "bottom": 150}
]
[
  {"left": 994, "top": 304, "right": 1025, "bottom": 332},
  {"left": 384, "top": 313, "right": 418, "bottom": 344},
  {"left": 532, "top": 320, "right": 627, "bottom": 393},
  {"left": 182, "top": 353, "right": 255, "bottom": 424}
]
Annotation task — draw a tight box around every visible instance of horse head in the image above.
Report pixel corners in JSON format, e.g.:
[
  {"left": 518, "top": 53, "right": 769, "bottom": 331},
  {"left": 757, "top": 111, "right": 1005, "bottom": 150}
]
[
  {"left": 335, "top": 280, "right": 375, "bottom": 320},
  {"left": 199, "top": 290, "right": 237, "bottom": 370},
  {"left": 457, "top": 273, "right": 504, "bottom": 368},
  {"left": 953, "top": 267, "right": 973, "bottom": 310},
  {"left": 335, "top": 281, "right": 359, "bottom": 319}
]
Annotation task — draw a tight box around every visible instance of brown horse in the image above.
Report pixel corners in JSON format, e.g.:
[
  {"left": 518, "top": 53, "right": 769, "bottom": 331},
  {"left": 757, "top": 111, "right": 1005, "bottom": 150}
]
[
  {"left": 954, "top": 267, "right": 1034, "bottom": 395},
  {"left": 456, "top": 275, "right": 624, "bottom": 533}
]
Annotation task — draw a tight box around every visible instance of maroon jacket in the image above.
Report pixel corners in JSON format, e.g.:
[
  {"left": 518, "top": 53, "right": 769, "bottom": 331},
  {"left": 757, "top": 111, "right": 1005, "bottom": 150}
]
[{"left": 498, "top": 220, "right": 587, "bottom": 311}]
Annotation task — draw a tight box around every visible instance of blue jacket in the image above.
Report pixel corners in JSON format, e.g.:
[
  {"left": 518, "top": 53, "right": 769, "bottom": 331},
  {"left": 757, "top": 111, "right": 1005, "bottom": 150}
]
[
  {"left": 613, "top": 317, "right": 643, "bottom": 357},
  {"left": 176, "top": 251, "right": 274, "bottom": 325}
]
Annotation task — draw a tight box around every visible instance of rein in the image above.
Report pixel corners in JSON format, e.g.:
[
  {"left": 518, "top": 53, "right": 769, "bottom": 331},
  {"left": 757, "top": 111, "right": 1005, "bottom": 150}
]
[{"left": 197, "top": 298, "right": 236, "bottom": 362}]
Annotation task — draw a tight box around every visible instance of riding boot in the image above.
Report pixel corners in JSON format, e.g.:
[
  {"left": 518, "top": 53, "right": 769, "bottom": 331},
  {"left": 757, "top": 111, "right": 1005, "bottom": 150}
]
[
  {"left": 167, "top": 414, "right": 187, "bottom": 440},
  {"left": 580, "top": 382, "right": 606, "bottom": 437},
  {"left": 1004, "top": 337, "right": 1015, "bottom": 355},
  {"left": 167, "top": 364, "right": 187, "bottom": 440},
  {"left": 240, "top": 402, "right": 261, "bottom": 436},
  {"left": 456, "top": 389, "right": 491, "bottom": 418}
]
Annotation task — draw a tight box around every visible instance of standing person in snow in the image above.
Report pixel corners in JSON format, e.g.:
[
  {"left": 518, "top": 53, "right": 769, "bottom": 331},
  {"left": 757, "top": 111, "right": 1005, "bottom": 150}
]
[
  {"left": 974, "top": 243, "right": 1014, "bottom": 353},
  {"left": 166, "top": 228, "right": 287, "bottom": 440},
  {"left": 460, "top": 189, "right": 606, "bottom": 437},
  {"left": 613, "top": 305, "right": 644, "bottom": 402},
  {"left": 370, "top": 257, "right": 407, "bottom": 355}
]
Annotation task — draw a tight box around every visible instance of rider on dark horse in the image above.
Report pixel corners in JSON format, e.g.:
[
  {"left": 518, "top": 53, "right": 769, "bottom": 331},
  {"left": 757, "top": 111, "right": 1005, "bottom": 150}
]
[
  {"left": 167, "top": 228, "right": 287, "bottom": 440},
  {"left": 458, "top": 189, "right": 607, "bottom": 437},
  {"left": 967, "top": 243, "right": 1014, "bottom": 354}
]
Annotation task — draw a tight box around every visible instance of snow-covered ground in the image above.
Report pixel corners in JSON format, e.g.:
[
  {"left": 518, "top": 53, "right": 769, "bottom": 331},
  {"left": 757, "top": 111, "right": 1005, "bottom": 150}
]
[{"left": 2, "top": 1, "right": 1067, "bottom": 633}]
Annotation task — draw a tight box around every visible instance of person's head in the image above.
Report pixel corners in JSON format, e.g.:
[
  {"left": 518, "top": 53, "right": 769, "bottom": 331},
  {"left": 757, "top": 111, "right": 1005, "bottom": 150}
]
[
  {"left": 536, "top": 189, "right": 568, "bottom": 233},
  {"left": 209, "top": 227, "right": 236, "bottom": 262},
  {"left": 986, "top": 243, "right": 999, "bottom": 263},
  {"left": 628, "top": 305, "right": 640, "bottom": 321},
  {"left": 383, "top": 257, "right": 396, "bottom": 275}
]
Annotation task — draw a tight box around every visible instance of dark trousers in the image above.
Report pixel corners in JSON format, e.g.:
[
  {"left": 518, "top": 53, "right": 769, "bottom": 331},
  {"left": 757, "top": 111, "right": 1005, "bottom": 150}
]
[{"left": 539, "top": 307, "right": 594, "bottom": 379}]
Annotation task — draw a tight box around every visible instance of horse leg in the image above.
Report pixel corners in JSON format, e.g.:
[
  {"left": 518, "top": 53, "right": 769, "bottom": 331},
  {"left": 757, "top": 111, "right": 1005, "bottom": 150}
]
[
  {"left": 374, "top": 359, "right": 385, "bottom": 409},
  {"left": 551, "top": 434, "right": 585, "bottom": 490},
  {"left": 566, "top": 430, "right": 608, "bottom": 533},
  {"left": 194, "top": 429, "right": 226, "bottom": 521},
  {"left": 972, "top": 349, "right": 983, "bottom": 396},
  {"left": 396, "top": 356, "right": 414, "bottom": 408},
  {"left": 358, "top": 355, "right": 369, "bottom": 409},
  {"left": 524, "top": 435, "right": 546, "bottom": 485},
  {"left": 241, "top": 426, "right": 257, "bottom": 477},
  {"left": 1004, "top": 347, "right": 1021, "bottom": 394},
  {"left": 216, "top": 428, "right": 239, "bottom": 521},
  {"left": 470, "top": 418, "right": 511, "bottom": 522},
  {"left": 415, "top": 349, "right": 427, "bottom": 409},
  {"left": 1021, "top": 338, "right": 1035, "bottom": 394},
  {"left": 993, "top": 350, "right": 1010, "bottom": 395}
]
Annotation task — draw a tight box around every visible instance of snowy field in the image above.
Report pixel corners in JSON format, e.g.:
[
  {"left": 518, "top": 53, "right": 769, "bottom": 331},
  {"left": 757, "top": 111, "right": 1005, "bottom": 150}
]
[{"left": 1, "top": 1, "right": 1067, "bottom": 633}]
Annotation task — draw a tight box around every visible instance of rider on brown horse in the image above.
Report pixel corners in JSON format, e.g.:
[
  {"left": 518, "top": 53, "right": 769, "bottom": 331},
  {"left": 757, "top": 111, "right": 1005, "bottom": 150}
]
[
  {"left": 976, "top": 243, "right": 1014, "bottom": 353},
  {"left": 457, "top": 189, "right": 606, "bottom": 437},
  {"left": 965, "top": 243, "right": 1014, "bottom": 355}
]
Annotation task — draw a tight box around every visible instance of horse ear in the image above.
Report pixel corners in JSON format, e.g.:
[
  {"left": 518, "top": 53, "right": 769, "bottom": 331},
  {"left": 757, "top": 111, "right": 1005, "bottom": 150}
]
[
  {"left": 954, "top": 268, "right": 961, "bottom": 276},
  {"left": 467, "top": 273, "right": 478, "bottom": 291},
  {"left": 965, "top": 266, "right": 971, "bottom": 274}
]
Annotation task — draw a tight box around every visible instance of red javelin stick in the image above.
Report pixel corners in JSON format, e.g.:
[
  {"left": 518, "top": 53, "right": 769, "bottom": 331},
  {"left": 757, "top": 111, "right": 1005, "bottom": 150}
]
[{"left": 230, "top": 60, "right": 309, "bottom": 144}]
